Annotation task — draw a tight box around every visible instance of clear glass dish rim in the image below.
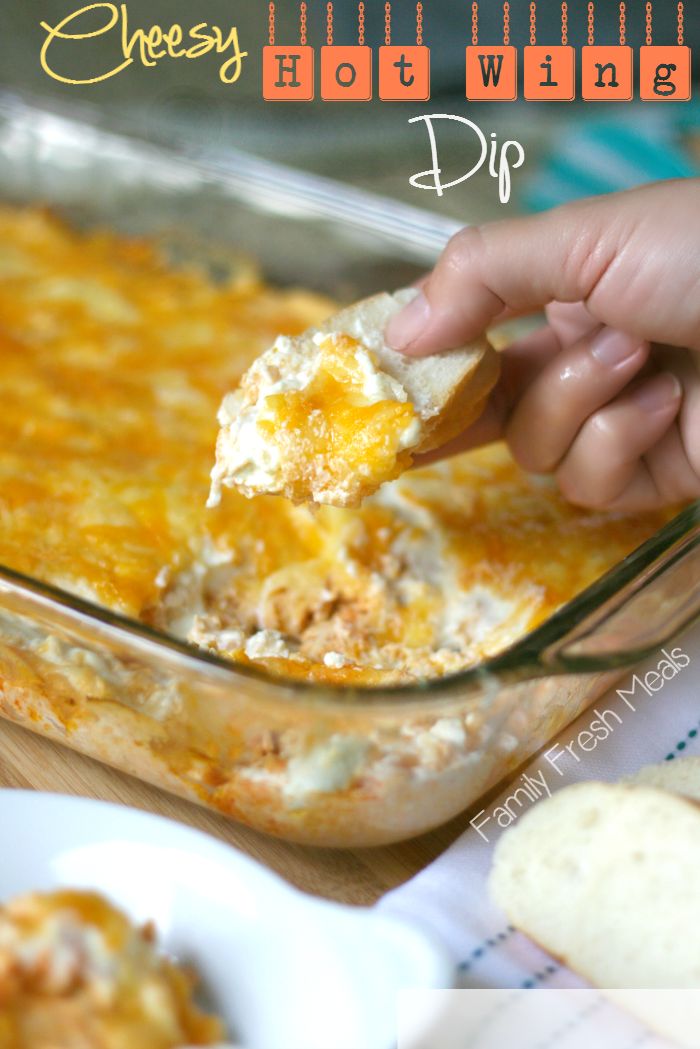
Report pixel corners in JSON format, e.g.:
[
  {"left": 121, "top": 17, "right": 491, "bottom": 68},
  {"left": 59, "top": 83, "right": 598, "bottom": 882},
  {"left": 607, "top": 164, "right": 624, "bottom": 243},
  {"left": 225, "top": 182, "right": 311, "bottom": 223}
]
[
  {"left": 0, "top": 92, "right": 697, "bottom": 709},
  {"left": 1, "top": 502, "right": 697, "bottom": 708}
]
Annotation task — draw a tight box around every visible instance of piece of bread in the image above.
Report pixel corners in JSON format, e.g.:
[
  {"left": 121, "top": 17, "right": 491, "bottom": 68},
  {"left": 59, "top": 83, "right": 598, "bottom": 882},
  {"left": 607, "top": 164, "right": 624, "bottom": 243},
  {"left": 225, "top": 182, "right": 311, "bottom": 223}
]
[
  {"left": 490, "top": 780, "right": 700, "bottom": 988},
  {"left": 626, "top": 755, "right": 700, "bottom": 803},
  {"left": 209, "top": 288, "right": 499, "bottom": 509},
  {"left": 318, "top": 288, "right": 500, "bottom": 454}
]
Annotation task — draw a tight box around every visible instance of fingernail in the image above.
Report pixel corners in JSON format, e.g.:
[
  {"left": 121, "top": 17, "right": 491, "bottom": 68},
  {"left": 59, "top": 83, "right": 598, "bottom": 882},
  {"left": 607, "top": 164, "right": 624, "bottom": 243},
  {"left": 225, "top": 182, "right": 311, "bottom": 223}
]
[
  {"left": 634, "top": 372, "right": 683, "bottom": 413},
  {"left": 590, "top": 328, "right": 643, "bottom": 366},
  {"left": 386, "top": 291, "right": 432, "bottom": 352}
]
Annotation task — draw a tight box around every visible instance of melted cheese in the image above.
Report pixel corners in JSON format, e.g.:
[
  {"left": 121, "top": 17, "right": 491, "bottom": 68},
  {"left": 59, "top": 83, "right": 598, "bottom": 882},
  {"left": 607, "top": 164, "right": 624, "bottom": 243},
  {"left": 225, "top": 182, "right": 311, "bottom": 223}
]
[
  {"left": 210, "top": 331, "right": 422, "bottom": 507},
  {"left": 0, "top": 208, "right": 674, "bottom": 688},
  {"left": 0, "top": 890, "right": 224, "bottom": 1048}
]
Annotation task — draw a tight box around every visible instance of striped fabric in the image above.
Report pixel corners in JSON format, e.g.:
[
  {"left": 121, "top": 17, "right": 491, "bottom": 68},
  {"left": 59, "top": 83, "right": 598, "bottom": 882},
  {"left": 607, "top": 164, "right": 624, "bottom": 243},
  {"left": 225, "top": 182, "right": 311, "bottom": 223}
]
[{"left": 523, "top": 106, "right": 699, "bottom": 211}]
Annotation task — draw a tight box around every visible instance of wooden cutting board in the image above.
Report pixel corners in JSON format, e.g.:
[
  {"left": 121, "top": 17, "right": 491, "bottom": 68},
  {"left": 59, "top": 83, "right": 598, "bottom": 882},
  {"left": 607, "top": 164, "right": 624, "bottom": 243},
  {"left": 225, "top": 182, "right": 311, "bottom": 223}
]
[{"left": 0, "top": 716, "right": 478, "bottom": 906}]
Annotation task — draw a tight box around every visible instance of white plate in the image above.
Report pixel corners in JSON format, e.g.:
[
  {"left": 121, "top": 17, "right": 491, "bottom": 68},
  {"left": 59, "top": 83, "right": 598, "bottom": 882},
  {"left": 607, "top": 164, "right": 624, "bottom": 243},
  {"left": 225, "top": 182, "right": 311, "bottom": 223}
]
[{"left": 0, "top": 790, "right": 452, "bottom": 1049}]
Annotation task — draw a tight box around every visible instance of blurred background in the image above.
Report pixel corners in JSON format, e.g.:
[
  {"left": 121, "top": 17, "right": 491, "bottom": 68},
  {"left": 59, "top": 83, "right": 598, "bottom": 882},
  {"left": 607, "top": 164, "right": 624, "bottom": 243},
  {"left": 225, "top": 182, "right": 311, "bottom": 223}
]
[{"left": 2, "top": 1, "right": 698, "bottom": 223}]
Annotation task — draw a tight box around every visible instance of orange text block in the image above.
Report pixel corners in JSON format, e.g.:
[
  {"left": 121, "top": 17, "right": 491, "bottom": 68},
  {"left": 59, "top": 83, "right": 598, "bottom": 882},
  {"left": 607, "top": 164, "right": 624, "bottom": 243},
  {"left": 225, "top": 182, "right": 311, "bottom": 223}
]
[
  {"left": 639, "top": 46, "right": 691, "bottom": 101},
  {"left": 263, "top": 45, "right": 314, "bottom": 101},
  {"left": 321, "top": 45, "right": 372, "bottom": 101},
  {"left": 466, "top": 46, "right": 517, "bottom": 101},
  {"left": 581, "top": 46, "right": 633, "bottom": 101},
  {"left": 524, "top": 45, "right": 575, "bottom": 100},
  {"left": 379, "top": 46, "right": 430, "bottom": 101}
]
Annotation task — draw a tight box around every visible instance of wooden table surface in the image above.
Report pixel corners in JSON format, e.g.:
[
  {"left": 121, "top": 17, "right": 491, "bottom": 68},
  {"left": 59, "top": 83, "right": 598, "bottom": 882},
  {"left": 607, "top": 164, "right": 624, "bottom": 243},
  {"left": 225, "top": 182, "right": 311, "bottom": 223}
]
[{"left": 0, "top": 717, "right": 481, "bottom": 906}]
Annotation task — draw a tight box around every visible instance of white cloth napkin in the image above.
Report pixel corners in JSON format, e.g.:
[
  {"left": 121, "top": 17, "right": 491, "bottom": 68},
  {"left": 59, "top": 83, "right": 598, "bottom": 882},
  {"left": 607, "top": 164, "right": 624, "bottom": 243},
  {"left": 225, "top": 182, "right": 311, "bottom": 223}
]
[{"left": 378, "top": 621, "right": 700, "bottom": 991}]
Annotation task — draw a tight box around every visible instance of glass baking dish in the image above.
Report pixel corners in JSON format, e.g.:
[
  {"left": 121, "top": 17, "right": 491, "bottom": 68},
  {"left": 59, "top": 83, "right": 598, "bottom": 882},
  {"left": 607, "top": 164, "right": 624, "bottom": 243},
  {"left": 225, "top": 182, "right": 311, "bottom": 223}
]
[{"left": 0, "top": 93, "right": 698, "bottom": 847}]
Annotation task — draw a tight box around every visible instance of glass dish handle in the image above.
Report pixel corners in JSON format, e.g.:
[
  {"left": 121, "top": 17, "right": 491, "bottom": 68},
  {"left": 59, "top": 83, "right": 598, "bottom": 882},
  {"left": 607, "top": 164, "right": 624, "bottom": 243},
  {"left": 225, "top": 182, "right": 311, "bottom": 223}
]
[{"left": 541, "top": 504, "right": 700, "bottom": 674}]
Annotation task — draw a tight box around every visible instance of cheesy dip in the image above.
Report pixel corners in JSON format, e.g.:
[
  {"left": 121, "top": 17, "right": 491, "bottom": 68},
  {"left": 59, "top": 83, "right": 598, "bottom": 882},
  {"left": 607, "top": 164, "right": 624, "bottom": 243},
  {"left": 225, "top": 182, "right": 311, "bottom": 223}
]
[
  {"left": 208, "top": 330, "right": 423, "bottom": 509},
  {"left": 0, "top": 890, "right": 224, "bottom": 1047},
  {"left": 0, "top": 207, "right": 672, "bottom": 688}
]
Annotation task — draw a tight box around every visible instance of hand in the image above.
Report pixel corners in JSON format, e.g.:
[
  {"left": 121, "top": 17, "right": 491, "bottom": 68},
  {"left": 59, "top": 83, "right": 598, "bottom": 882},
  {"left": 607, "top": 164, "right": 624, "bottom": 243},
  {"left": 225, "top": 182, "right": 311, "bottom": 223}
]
[{"left": 386, "top": 179, "right": 700, "bottom": 511}]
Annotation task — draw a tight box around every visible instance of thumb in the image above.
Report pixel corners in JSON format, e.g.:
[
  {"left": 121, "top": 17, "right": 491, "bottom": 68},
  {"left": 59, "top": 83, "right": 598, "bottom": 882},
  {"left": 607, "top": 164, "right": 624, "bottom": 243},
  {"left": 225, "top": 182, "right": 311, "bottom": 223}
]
[{"left": 386, "top": 194, "right": 626, "bottom": 356}]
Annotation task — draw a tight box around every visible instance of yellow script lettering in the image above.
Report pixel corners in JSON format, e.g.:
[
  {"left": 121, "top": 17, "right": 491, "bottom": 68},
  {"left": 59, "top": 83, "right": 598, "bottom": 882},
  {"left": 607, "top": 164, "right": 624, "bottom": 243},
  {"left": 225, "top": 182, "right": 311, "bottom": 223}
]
[
  {"left": 39, "top": 3, "right": 247, "bottom": 86},
  {"left": 40, "top": 3, "right": 133, "bottom": 85}
]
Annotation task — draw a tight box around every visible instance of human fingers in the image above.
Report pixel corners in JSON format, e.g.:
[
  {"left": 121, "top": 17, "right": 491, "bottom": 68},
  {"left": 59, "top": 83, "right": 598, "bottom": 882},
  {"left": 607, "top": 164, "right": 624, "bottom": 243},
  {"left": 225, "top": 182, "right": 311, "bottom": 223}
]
[
  {"left": 545, "top": 301, "right": 599, "bottom": 347},
  {"left": 554, "top": 372, "right": 683, "bottom": 510},
  {"left": 387, "top": 180, "right": 700, "bottom": 357},
  {"left": 505, "top": 327, "right": 650, "bottom": 473},
  {"left": 412, "top": 324, "right": 562, "bottom": 465}
]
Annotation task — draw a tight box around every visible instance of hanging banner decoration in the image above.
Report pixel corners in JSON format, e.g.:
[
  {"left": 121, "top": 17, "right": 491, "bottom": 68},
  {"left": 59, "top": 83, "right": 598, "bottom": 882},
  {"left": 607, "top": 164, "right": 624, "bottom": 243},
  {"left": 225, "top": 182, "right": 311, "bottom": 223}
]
[
  {"left": 581, "top": 0, "right": 633, "bottom": 101},
  {"left": 321, "top": 2, "right": 372, "bottom": 100},
  {"left": 523, "top": 1, "right": 575, "bottom": 100},
  {"left": 257, "top": 0, "right": 692, "bottom": 104},
  {"left": 639, "top": 1, "right": 691, "bottom": 101},
  {"left": 466, "top": 1, "right": 518, "bottom": 101},
  {"left": 262, "top": 1, "right": 315, "bottom": 101},
  {"left": 378, "top": 2, "right": 431, "bottom": 101}
]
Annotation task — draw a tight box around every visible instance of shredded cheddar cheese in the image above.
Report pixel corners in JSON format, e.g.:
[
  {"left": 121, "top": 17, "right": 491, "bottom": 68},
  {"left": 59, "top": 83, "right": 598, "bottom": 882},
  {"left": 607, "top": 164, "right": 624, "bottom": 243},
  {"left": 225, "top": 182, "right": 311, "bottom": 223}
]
[
  {"left": 0, "top": 207, "right": 673, "bottom": 687},
  {"left": 0, "top": 890, "right": 224, "bottom": 1048},
  {"left": 210, "top": 331, "right": 422, "bottom": 508}
]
